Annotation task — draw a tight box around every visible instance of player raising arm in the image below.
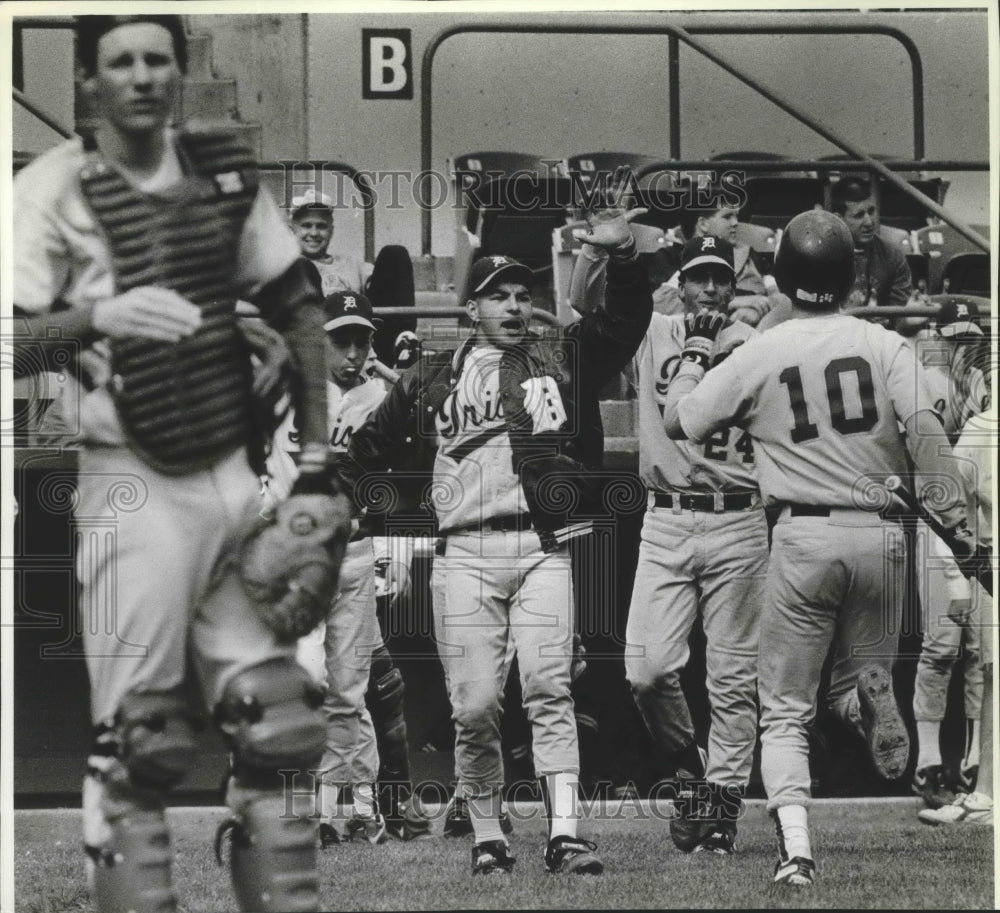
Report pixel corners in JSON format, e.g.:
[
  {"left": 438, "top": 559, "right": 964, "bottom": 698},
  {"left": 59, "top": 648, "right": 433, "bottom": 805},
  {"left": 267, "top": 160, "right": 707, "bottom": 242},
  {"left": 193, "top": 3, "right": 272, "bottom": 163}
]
[{"left": 662, "top": 210, "right": 976, "bottom": 888}]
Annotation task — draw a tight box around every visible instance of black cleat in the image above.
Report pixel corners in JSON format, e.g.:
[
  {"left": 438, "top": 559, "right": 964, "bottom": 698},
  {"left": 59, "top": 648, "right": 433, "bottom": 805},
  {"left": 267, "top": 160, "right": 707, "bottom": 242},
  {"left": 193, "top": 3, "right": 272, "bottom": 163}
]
[
  {"left": 544, "top": 836, "right": 604, "bottom": 875},
  {"left": 773, "top": 855, "right": 816, "bottom": 886},
  {"left": 913, "top": 764, "right": 956, "bottom": 809},
  {"left": 857, "top": 665, "right": 909, "bottom": 780},
  {"left": 319, "top": 823, "right": 342, "bottom": 848},
  {"left": 668, "top": 780, "right": 712, "bottom": 853},
  {"left": 471, "top": 839, "right": 516, "bottom": 875},
  {"left": 693, "top": 821, "right": 737, "bottom": 855}
]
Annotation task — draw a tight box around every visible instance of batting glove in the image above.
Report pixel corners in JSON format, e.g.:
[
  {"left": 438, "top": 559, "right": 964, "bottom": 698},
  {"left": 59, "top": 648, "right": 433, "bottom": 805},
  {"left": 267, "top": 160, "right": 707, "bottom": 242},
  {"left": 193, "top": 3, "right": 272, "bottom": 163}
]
[{"left": 681, "top": 309, "right": 727, "bottom": 370}]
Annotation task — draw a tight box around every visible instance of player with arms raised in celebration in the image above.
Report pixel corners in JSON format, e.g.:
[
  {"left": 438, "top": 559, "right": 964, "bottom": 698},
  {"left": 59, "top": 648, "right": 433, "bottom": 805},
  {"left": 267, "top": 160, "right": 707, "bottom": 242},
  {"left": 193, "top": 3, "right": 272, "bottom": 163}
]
[{"left": 662, "top": 210, "right": 975, "bottom": 887}]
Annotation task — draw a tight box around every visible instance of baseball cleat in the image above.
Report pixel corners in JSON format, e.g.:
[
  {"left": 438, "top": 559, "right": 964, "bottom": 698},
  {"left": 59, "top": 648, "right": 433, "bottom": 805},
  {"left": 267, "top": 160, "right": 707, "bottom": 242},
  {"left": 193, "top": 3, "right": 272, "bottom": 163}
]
[
  {"left": 693, "top": 822, "right": 737, "bottom": 855},
  {"left": 444, "top": 795, "right": 514, "bottom": 838},
  {"left": 544, "top": 836, "right": 604, "bottom": 875},
  {"left": 773, "top": 855, "right": 816, "bottom": 886},
  {"left": 668, "top": 781, "right": 712, "bottom": 852},
  {"left": 471, "top": 840, "right": 516, "bottom": 875},
  {"left": 918, "top": 791, "right": 994, "bottom": 827},
  {"left": 319, "top": 822, "right": 342, "bottom": 848},
  {"left": 956, "top": 763, "right": 979, "bottom": 795},
  {"left": 856, "top": 665, "right": 910, "bottom": 779},
  {"left": 912, "top": 764, "right": 955, "bottom": 809},
  {"left": 345, "top": 813, "right": 388, "bottom": 845},
  {"left": 385, "top": 801, "right": 434, "bottom": 841}
]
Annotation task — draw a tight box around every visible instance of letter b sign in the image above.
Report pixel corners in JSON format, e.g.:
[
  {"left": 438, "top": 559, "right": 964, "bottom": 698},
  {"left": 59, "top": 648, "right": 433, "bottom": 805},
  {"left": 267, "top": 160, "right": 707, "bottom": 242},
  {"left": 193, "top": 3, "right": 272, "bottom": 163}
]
[{"left": 363, "top": 29, "right": 413, "bottom": 99}]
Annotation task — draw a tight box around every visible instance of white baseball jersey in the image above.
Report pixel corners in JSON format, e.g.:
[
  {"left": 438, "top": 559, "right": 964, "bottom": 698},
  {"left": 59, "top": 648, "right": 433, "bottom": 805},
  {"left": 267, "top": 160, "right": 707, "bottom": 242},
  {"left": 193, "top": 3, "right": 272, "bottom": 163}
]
[
  {"left": 433, "top": 345, "right": 571, "bottom": 531},
  {"left": 953, "top": 405, "right": 995, "bottom": 549},
  {"left": 635, "top": 313, "right": 758, "bottom": 492},
  {"left": 677, "top": 313, "right": 935, "bottom": 508},
  {"left": 269, "top": 375, "right": 387, "bottom": 499}
]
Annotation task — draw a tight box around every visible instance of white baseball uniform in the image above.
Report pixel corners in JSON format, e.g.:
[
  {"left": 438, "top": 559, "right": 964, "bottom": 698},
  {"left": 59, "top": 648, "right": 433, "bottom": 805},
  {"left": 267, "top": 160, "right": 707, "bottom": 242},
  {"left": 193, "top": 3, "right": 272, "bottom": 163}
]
[
  {"left": 625, "top": 313, "right": 767, "bottom": 788},
  {"left": 271, "top": 376, "right": 387, "bottom": 787},
  {"left": 671, "top": 313, "right": 938, "bottom": 808}
]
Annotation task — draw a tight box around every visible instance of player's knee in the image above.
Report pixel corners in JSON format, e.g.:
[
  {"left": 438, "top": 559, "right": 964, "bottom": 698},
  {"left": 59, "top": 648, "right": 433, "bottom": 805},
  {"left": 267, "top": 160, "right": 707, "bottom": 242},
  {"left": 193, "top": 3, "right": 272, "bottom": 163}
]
[
  {"left": 98, "top": 689, "right": 200, "bottom": 792},
  {"left": 627, "top": 666, "right": 683, "bottom": 699},
  {"left": 216, "top": 657, "right": 326, "bottom": 783},
  {"left": 450, "top": 680, "right": 502, "bottom": 730},
  {"left": 520, "top": 666, "right": 570, "bottom": 705}
]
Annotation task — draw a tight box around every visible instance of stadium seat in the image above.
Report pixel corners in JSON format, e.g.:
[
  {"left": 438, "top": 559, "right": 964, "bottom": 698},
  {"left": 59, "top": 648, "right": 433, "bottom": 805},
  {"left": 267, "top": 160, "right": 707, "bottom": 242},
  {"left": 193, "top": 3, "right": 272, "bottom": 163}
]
[
  {"left": 708, "top": 152, "right": 823, "bottom": 231},
  {"left": 941, "top": 252, "right": 990, "bottom": 298},
  {"left": 914, "top": 223, "right": 986, "bottom": 295},
  {"left": 563, "top": 152, "right": 670, "bottom": 189}
]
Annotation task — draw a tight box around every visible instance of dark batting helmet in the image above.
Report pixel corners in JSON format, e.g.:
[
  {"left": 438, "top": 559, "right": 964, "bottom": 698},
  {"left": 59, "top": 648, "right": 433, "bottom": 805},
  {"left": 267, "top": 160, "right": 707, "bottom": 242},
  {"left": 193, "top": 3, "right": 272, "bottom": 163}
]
[{"left": 774, "top": 210, "right": 855, "bottom": 310}]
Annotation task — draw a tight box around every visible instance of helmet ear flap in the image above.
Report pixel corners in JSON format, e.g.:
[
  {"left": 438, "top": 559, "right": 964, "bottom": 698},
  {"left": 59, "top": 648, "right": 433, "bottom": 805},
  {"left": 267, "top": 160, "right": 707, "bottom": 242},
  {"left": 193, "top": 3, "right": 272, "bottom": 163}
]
[{"left": 775, "top": 211, "right": 856, "bottom": 310}]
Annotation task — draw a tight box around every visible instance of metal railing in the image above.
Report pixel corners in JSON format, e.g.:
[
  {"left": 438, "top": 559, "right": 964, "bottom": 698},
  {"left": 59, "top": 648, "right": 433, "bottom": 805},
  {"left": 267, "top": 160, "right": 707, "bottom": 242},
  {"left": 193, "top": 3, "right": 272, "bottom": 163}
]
[{"left": 418, "top": 18, "right": 987, "bottom": 256}]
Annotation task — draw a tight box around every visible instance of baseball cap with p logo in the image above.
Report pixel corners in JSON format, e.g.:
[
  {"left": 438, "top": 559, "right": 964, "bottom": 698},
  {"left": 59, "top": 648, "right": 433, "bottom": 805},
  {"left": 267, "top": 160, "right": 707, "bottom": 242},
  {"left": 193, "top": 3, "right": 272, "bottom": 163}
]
[{"left": 323, "top": 291, "right": 380, "bottom": 333}]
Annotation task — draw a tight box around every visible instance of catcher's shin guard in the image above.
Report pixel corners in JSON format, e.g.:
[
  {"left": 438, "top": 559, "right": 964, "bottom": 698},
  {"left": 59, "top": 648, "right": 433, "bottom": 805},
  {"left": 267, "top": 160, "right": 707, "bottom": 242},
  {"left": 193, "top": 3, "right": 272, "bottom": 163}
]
[
  {"left": 224, "top": 784, "right": 320, "bottom": 913},
  {"left": 85, "top": 767, "right": 177, "bottom": 913},
  {"left": 215, "top": 659, "right": 326, "bottom": 912},
  {"left": 367, "top": 642, "right": 411, "bottom": 812},
  {"left": 84, "top": 690, "right": 201, "bottom": 913}
]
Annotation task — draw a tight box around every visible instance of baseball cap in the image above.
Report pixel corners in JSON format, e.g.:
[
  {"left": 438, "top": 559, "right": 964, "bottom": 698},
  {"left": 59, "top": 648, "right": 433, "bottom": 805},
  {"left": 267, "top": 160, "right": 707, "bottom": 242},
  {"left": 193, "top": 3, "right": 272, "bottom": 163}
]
[
  {"left": 680, "top": 236, "right": 736, "bottom": 275},
  {"left": 468, "top": 255, "right": 534, "bottom": 296},
  {"left": 936, "top": 297, "right": 983, "bottom": 338},
  {"left": 323, "top": 291, "right": 380, "bottom": 333},
  {"left": 290, "top": 188, "right": 334, "bottom": 216}
]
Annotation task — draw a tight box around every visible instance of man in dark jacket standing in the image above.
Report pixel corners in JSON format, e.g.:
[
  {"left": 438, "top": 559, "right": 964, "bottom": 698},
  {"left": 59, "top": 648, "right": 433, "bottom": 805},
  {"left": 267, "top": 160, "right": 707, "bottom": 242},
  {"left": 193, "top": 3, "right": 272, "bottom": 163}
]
[{"left": 337, "top": 210, "right": 651, "bottom": 876}]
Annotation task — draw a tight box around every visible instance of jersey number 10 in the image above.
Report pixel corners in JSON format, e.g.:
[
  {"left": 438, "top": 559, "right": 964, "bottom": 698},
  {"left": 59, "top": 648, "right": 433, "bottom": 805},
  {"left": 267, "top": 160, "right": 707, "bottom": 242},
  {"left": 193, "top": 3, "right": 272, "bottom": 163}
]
[{"left": 779, "top": 356, "right": 879, "bottom": 443}]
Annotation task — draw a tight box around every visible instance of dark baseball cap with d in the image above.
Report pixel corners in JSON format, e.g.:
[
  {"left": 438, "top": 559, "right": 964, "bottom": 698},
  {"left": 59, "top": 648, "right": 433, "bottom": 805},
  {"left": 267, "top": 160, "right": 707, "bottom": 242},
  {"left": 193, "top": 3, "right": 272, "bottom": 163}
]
[
  {"left": 323, "top": 291, "right": 380, "bottom": 333},
  {"left": 468, "top": 255, "right": 534, "bottom": 296},
  {"left": 680, "top": 236, "right": 736, "bottom": 275},
  {"left": 936, "top": 297, "right": 983, "bottom": 338}
]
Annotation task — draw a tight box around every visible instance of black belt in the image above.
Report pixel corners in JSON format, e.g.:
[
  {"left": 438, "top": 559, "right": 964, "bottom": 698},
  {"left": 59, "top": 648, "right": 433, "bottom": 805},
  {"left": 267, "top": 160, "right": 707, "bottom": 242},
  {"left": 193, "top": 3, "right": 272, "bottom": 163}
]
[
  {"left": 449, "top": 514, "right": 534, "bottom": 535},
  {"left": 787, "top": 504, "right": 902, "bottom": 522},
  {"left": 653, "top": 491, "right": 756, "bottom": 513},
  {"left": 788, "top": 505, "right": 831, "bottom": 518}
]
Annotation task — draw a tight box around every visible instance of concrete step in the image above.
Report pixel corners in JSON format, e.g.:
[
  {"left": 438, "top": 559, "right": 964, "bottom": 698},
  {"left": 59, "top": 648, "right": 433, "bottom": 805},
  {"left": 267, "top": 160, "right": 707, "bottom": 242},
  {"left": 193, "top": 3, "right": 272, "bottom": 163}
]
[
  {"left": 413, "top": 255, "right": 456, "bottom": 293},
  {"left": 179, "top": 79, "right": 238, "bottom": 120},
  {"left": 186, "top": 33, "right": 214, "bottom": 79}
]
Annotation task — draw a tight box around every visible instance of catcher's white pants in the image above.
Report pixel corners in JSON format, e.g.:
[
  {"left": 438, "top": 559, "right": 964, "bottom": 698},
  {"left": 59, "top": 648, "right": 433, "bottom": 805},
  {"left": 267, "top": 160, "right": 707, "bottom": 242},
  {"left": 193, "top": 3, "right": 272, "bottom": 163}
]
[
  {"left": 301, "top": 537, "right": 380, "bottom": 786},
  {"left": 760, "top": 511, "right": 906, "bottom": 809},
  {"left": 76, "top": 445, "right": 296, "bottom": 726},
  {"left": 432, "top": 530, "right": 579, "bottom": 794},
  {"left": 913, "top": 523, "right": 984, "bottom": 721},
  {"left": 625, "top": 501, "right": 767, "bottom": 787}
]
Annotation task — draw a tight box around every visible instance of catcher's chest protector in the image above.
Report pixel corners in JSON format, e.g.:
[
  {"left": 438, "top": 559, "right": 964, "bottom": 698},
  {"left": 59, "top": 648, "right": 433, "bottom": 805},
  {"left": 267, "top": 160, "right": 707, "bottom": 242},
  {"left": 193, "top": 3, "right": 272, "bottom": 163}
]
[{"left": 79, "top": 131, "right": 259, "bottom": 475}]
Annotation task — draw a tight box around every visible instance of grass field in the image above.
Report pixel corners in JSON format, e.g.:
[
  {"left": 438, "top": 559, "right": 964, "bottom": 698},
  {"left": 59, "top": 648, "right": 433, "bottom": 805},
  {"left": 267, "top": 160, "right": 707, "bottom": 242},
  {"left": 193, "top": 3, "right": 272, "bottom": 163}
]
[{"left": 14, "top": 799, "right": 994, "bottom": 912}]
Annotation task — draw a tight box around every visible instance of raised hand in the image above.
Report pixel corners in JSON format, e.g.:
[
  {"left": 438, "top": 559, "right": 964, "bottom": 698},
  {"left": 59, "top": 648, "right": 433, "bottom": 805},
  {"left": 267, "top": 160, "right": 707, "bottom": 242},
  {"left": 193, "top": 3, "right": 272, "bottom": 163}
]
[{"left": 92, "top": 286, "right": 202, "bottom": 343}]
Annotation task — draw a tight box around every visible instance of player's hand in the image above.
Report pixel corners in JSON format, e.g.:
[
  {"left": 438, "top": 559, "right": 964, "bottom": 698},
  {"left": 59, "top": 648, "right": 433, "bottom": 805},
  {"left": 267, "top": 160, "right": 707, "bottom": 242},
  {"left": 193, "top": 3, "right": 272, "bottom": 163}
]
[
  {"left": 572, "top": 205, "right": 648, "bottom": 258},
  {"left": 238, "top": 318, "right": 291, "bottom": 400},
  {"left": 681, "top": 308, "right": 727, "bottom": 370},
  {"left": 92, "top": 287, "right": 202, "bottom": 343}
]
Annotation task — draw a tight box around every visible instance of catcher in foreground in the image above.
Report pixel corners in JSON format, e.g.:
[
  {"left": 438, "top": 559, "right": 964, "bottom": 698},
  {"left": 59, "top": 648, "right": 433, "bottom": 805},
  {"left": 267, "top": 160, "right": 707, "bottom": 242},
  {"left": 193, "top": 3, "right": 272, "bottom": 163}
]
[{"left": 12, "top": 16, "right": 349, "bottom": 913}]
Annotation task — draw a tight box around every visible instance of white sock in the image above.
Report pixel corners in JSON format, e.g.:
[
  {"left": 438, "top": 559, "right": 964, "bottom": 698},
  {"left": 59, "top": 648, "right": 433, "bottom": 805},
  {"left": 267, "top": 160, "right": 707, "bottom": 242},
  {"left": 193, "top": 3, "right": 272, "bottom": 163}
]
[
  {"left": 318, "top": 782, "right": 341, "bottom": 821},
  {"left": 916, "top": 720, "right": 943, "bottom": 770},
  {"left": 963, "top": 718, "right": 981, "bottom": 770},
  {"left": 775, "top": 804, "right": 812, "bottom": 860},
  {"left": 545, "top": 772, "right": 579, "bottom": 840},
  {"left": 354, "top": 782, "right": 377, "bottom": 820},
  {"left": 468, "top": 791, "right": 505, "bottom": 844}
]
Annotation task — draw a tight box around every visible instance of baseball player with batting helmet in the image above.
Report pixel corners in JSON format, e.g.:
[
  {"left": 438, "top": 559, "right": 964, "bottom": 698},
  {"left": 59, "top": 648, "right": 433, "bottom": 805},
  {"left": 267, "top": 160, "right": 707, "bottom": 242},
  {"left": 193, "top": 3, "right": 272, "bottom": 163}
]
[
  {"left": 662, "top": 209, "right": 975, "bottom": 887},
  {"left": 570, "top": 232, "right": 766, "bottom": 854},
  {"left": 336, "top": 210, "right": 652, "bottom": 876},
  {"left": 13, "top": 16, "right": 350, "bottom": 912}
]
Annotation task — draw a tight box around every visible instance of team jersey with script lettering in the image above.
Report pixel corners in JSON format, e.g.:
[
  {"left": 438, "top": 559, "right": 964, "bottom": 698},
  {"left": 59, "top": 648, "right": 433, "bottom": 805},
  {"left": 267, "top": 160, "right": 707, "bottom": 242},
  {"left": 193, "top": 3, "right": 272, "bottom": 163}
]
[
  {"left": 636, "top": 313, "right": 759, "bottom": 492},
  {"left": 431, "top": 344, "right": 568, "bottom": 532},
  {"left": 677, "top": 313, "right": 934, "bottom": 508},
  {"left": 269, "top": 376, "right": 387, "bottom": 499}
]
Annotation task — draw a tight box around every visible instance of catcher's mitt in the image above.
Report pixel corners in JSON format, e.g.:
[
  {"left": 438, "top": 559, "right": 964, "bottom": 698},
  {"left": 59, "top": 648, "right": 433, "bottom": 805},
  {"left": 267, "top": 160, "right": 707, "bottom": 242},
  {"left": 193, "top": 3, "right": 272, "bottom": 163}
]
[{"left": 239, "top": 492, "right": 351, "bottom": 643}]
